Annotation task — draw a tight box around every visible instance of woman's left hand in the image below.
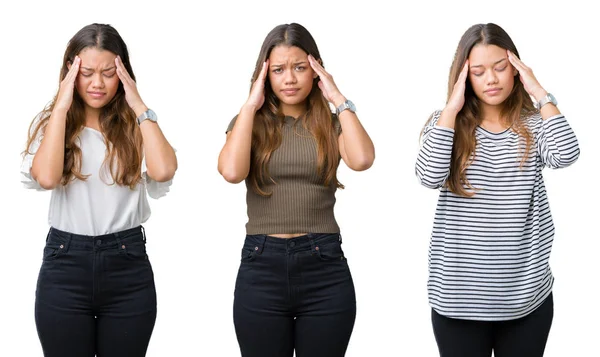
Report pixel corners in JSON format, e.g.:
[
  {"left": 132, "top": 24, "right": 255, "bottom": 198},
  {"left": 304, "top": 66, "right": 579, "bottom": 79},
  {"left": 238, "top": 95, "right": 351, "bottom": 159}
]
[
  {"left": 507, "top": 50, "right": 547, "bottom": 101},
  {"left": 115, "top": 56, "right": 147, "bottom": 115},
  {"left": 308, "top": 54, "right": 346, "bottom": 107}
]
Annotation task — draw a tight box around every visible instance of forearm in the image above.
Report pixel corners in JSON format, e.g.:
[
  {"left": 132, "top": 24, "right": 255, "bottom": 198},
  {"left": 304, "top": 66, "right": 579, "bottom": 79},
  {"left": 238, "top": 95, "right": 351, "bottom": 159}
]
[
  {"left": 30, "top": 108, "right": 67, "bottom": 189},
  {"left": 436, "top": 107, "right": 458, "bottom": 129},
  {"left": 140, "top": 121, "right": 177, "bottom": 182},
  {"left": 218, "top": 105, "right": 256, "bottom": 183},
  {"left": 338, "top": 111, "right": 375, "bottom": 171},
  {"left": 416, "top": 125, "right": 454, "bottom": 189}
]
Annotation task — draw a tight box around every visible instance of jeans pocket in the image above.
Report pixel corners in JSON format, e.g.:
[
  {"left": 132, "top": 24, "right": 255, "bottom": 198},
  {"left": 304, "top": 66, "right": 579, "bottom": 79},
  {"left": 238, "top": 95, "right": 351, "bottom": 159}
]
[
  {"left": 123, "top": 242, "right": 149, "bottom": 261},
  {"left": 240, "top": 247, "right": 257, "bottom": 263},
  {"left": 42, "top": 243, "right": 66, "bottom": 262},
  {"left": 315, "top": 241, "right": 346, "bottom": 262}
]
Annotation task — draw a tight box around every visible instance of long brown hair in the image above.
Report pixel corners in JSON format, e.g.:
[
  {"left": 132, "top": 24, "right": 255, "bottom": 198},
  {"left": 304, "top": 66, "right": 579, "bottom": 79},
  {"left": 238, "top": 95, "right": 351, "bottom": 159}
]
[
  {"left": 25, "top": 23, "right": 143, "bottom": 189},
  {"left": 440, "top": 23, "right": 535, "bottom": 197},
  {"left": 248, "top": 23, "right": 342, "bottom": 196}
]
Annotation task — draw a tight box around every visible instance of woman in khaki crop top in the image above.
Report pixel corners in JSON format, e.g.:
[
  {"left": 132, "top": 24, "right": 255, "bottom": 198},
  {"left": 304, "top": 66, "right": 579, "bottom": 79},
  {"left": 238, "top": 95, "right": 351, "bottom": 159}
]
[{"left": 218, "top": 23, "right": 374, "bottom": 357}]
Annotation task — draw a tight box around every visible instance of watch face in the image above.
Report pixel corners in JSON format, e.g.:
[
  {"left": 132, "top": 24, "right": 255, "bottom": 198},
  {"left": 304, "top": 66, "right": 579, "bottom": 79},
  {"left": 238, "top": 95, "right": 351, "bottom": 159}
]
[
  {"left": 347, "top": 100, "right": 356, "bottom": 112},
  {"left": 146, "top": 110, "right": 158, "bottom": 122}
]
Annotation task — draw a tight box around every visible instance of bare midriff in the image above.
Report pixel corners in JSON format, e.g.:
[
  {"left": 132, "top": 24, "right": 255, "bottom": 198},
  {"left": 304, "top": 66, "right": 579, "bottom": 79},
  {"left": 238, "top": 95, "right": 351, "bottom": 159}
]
[{"left": 268, "top": 233, "right": 308, "bottom": 239}]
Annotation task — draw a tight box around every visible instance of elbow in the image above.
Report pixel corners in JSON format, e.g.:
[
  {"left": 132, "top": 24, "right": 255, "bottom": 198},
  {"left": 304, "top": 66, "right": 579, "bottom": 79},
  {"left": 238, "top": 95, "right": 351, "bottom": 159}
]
[
  {"left": 346, "top": 152, "right": 375, "bottom": 172},
  {"left": 36, "top": 175, "right": 61, "bottom": 190},
  {"left": 218, "top": 160, "right": 248, "bottom": 184},
  {"left": 348, "top": 158, "right": 374, "bottom": 171},
  {"left": 219, "top": 169, "right": 246, "bottom": 184},
  {"left": 415, "top": 169, "right": 446, "bottom": 189},
  {"left": 147, "top": 165, "right": 177, "bottom": 183}
]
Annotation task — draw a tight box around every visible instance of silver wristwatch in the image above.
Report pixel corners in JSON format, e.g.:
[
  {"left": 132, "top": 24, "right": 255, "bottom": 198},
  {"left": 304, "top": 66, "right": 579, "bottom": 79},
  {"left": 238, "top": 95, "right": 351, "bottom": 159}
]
[
  {"left": 335, "top": 100, "right": 356, "bottom": 115},
  {"left": 136, "top": 109, "right": 158, "bottom": 125},
  {"left": 534, "top": 93, "right": 557, "bottom": 110}
]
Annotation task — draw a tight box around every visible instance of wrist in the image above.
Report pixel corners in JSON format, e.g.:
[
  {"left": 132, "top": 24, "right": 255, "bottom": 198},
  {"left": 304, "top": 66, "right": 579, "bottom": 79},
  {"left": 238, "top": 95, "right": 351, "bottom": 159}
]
[
  {"left": 132, "top": 103, "right": 148, "bottom": 118},
  {"left": 241, "top": 103, "right": 259, "bottom": 114},
  {"left": 442, "top": 105, "right": 460, "bottom": 117},
  {"left": 331, "top": 94, "right": 347, "bottom": 108},
  {"left": 531, "top": 88, "right": 548, "bottom": 102},
  {"left": 51, "top": 107, "right": 69, "bottom": 118}
]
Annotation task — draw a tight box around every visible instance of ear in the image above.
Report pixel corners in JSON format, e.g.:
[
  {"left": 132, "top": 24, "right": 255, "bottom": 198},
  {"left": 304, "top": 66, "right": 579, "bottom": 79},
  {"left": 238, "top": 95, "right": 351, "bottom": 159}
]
[{"left": 67, "top": 61, "right": 72, "bottom": 70}]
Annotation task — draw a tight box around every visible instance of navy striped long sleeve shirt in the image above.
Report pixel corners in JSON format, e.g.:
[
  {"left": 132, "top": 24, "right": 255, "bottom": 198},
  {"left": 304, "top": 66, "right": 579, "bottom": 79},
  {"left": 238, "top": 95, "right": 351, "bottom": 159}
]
[{"left": 416, "top": 110, "right": 579, "bottom": 321}]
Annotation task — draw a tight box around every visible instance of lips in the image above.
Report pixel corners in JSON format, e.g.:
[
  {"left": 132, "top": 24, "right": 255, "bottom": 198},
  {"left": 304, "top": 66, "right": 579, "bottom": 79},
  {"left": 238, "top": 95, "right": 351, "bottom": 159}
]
[
  {"left": 87, "top": 91, "right": 106, "bottom": 98},
  {"left": 484, "top": 88, "right": 502, "bottom": 95},
  {"left": 281, "top": 88, "right": 299, "bottom": 95}
]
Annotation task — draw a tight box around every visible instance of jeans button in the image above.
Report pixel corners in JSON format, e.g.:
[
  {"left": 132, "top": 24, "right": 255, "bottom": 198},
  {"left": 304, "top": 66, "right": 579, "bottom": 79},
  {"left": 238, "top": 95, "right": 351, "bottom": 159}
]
[{"left": 290, "top": 241, "right": 296, "bottom": 248}]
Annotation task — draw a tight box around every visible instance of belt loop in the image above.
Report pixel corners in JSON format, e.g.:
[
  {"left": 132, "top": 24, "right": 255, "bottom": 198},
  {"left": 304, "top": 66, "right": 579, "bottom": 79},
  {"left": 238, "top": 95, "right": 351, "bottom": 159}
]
[
  {"left": 140, "top": 225, "right": 146, "bottom": 243},
  {"left": 46, "top": 227, "right": 52, "bottom": 242},
  {"left": 338, "top": 233, "right": 343, "bottom": 244},
  {"left": 62, "top": 232, "right": 73, "bottom": 252},
  {"left": 115, "top": 232, "right": 125, "bottom": 254},
  {"left": 308, "top": 234, "right": 317, "bottom": 254}
]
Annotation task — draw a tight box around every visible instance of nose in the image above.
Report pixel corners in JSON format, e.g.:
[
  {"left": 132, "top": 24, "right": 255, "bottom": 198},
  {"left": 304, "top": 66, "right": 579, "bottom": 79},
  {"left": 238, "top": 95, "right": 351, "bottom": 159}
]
[
  {"left": 283, "top": 68, "right": 297, "bottom": 84},
  {"left": 485, "top": 69, "right": 498, "bottom": 85},
  {"left": 91, "top": 73, "right": 105, "bottom": 89}
]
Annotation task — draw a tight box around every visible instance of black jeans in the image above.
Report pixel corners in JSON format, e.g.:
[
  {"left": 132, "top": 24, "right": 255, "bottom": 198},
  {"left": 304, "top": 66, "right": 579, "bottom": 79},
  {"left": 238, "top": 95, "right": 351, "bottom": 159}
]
[
  {"left": 234, "top": 233, "right": 356, "bottom": 357},
  {"left": 432, "top": 293, "right": 554, "bottom": 357},
  {"left": 35, "top": 226, "right": 157, "bottom": 357}
]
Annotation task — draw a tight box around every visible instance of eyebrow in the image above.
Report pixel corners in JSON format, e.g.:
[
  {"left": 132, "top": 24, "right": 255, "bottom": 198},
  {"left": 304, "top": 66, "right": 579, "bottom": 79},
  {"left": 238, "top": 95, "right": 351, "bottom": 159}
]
[
  {"left": 80, "top": 66, "right": 116, "bottom": 72},
  {"left": 470, "top": 58, "right": 507, "bottom": 69},
  {"left": 270, "top": 61, "right": 308, "bottom": 67}
]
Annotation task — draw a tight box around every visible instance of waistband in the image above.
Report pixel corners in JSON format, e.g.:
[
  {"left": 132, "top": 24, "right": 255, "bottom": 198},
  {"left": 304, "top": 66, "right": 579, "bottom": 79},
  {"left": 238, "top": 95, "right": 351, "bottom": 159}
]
[
  {"left": 244, "top": 233, "right": 341, "bottom": 254},
  {"left": 46, "top": 226, "right": 146, "bottom": 250}
]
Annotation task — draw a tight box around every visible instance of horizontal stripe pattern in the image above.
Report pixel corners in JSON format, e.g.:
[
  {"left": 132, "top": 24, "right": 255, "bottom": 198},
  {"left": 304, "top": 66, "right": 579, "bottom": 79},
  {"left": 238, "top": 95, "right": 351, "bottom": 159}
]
[{"left": 416, "top": 110, "right": 579, "bottom": 321}]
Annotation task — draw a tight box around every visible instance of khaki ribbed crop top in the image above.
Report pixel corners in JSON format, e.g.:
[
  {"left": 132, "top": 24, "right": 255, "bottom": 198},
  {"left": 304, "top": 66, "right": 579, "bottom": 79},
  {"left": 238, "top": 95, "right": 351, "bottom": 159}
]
[{"left": 226, "top": 115, "right": 342, "bottom": 235}]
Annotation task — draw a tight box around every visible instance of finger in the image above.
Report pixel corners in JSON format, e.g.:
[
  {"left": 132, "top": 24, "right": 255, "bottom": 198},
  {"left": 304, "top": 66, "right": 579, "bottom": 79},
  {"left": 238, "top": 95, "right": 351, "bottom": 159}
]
[
  {"left": 115, "top": 56, "right": 133, "bottom": 84},
  {"left": 507, "top": 50, "right": 526, "bottom": 72},
  {"left": 308, "top": 54, "right": 327, "bottom": 78},
  {"left": 65, "top": 56, "right": 81, "bottom": 83},
  {"left": 259, "top": 59, "right": 269, "bottom": 82},
  {"left": 458, "top": 60, "right": 469, "bottom": 83}
]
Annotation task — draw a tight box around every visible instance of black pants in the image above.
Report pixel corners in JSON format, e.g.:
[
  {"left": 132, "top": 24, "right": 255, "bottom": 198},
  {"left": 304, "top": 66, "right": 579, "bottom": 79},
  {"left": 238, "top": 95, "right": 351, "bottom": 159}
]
[
  {"left": 432, "top": 293, "right": 554, "bottom": 357},
  {"left": 234, "top": 233, "right": 356, "bottom": 357},
  {"left": 35, "top": 226, "right": 157, "bottom": 357}
]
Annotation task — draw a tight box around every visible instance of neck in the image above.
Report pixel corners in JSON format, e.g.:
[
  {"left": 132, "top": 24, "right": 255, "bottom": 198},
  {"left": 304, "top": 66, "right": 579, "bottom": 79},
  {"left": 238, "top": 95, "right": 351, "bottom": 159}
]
[
  {"left": 479, "top": 102, "right": 510, "bottom": 132},
  {"left": 280, "top": 102, "right": 306, "bottom": 119},
  {"left": 85, "top": 107, "right": 101, "bottom": 131}
]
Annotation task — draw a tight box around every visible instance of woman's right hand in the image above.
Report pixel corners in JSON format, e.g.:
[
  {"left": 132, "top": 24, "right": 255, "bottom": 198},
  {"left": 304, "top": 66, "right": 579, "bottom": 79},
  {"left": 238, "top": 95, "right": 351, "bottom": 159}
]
[
  {"left": 54, "top": 56, "right": 80, "bottom": 111},
  {"left": 445, "top": 60, "right": 469, "bottom": 114},
  {"left": 244, "top": 59, "right": 269, "bottom": 111}
]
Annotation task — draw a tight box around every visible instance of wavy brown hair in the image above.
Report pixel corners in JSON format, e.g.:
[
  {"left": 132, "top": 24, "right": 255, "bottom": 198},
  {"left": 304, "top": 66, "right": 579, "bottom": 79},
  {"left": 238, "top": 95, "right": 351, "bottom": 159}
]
[
  {"left": 249, "top": 23, "right": 342, "bottom": 196},
  {"left": 438, "top": 23, "right": 535, "bottom": 197},
  {"left": 24, "top": 23, "right": 143, "bottom": 189}
]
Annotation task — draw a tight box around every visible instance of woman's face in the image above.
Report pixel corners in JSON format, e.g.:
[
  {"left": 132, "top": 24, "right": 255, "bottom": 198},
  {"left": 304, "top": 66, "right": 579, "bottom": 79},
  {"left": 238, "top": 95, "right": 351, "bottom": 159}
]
[
  {"left": 71, "top": 47, "right": 120, "bottom": 112},
  {"left": 468, "top": 44, "right": 518, "bottom": 108},
  {"left": 267, "top": 45, "right": 316, "bottom": 114}
]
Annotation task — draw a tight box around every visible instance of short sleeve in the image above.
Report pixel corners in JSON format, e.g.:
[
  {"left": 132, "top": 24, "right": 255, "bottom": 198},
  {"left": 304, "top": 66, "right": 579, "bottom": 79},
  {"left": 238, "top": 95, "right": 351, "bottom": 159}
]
[
  {"left": 226, "top": 115, "right": 238, "bottom": 133},
  {"left": 20, "top": 115, "right": 46, "bottom": 191},
  {"left": 142, "top": 148, "right": 176, "bottom": 199}
]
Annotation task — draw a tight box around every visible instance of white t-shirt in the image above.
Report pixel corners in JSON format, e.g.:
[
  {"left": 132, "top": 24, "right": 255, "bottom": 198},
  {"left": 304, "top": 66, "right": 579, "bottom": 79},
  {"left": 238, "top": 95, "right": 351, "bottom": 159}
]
[{"left": 21, "top": 125, "right": 172, "bottom": 236}]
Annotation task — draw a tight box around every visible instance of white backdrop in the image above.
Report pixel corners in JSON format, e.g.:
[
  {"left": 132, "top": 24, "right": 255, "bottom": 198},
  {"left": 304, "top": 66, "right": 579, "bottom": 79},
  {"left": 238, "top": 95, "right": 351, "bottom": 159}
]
[{"left": 1, "top": 0, "right": 597, "bottom": 356}]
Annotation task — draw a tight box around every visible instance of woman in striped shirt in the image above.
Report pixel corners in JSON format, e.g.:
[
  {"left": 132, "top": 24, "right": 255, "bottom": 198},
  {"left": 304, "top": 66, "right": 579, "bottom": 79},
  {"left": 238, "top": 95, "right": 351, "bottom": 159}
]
[{"left": 416, "top": 23, "right": 579, "bottom": 357}]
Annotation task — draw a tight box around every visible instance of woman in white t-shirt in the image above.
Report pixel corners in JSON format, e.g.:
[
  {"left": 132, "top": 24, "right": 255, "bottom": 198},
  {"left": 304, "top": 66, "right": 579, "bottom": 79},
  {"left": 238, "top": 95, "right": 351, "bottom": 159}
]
[{"left": 21, "top": 23, "right": 177, "bottom": 357}]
